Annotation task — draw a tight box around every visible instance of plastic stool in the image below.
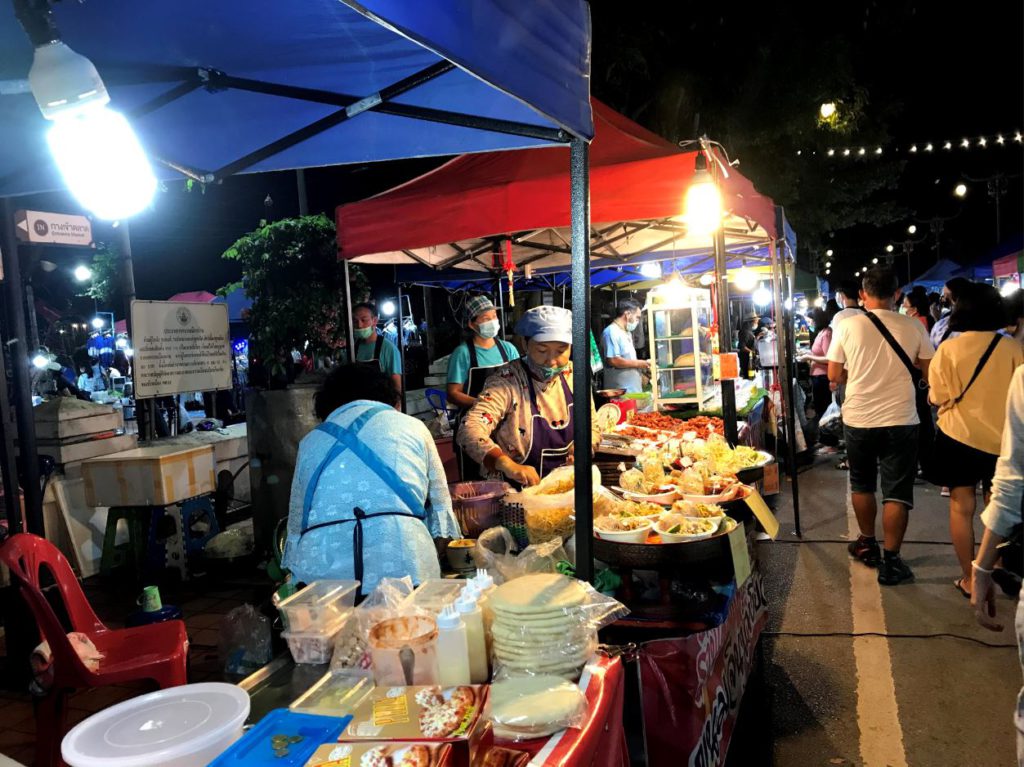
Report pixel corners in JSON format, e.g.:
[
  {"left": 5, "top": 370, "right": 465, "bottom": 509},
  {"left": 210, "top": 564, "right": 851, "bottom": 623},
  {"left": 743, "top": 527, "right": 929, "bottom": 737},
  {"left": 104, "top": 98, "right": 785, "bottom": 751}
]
[
  {"left": 100, "top": 507, "right": 149, "bottom": 575},
  {"left": 180, "top": 496, "right": 220, "bottom": 559},
  {"left": 145, "top": 497, "right": 221, "bottom": 580}
]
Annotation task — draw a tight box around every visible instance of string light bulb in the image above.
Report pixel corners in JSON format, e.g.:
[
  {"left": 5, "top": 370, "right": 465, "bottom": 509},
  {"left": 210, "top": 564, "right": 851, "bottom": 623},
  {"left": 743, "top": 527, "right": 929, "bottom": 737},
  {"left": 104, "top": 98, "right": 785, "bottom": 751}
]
[
  {"left": 885, "top": 244, "right": 894, "bottom": 253},
  {"left": 733, "top": 262, "right": 758, "bottom": 292},
  {"left": 699, "top": 272, "right": 715, "bottom": 287},
  {"left": 1015, "top": 132, "right": 1023, "bottom": 143},
  {"left": 752, "top": 284, "right": 772, "bottom": 307},
  {"left": 996, "top": 135, "right": 1005, "bottom": 145},
  {"left": 843, "top": 148, "right": 851, "bottom": 156},
  {"left": 978, "top": 137, "right": 987, "bottom": 148},
  {"left": 960, "top": 138, "right": 970, "bottom": 148},
  {"left": 858, "top": 147, "right": 866, "bottom": 156},
  {"left": 827, "top": 148, "right": 835, "bottom": 156},
  {"left": 954, "top": 183, "right": 968, "bottom": 198},
  {"left": 909, "top": 145, "right": 918, "bottom": 153},
  {"left": 874, "top": 147, "right": 883, "bottom": 155},
  {"left": 943, "top": 141, "right": 952, "bottom": 150},
  {"left": 826, "top": 249, "right": 834, "bottom": 257},
  {"left": 819, "top": 102, "right": 837, "bottom": 119},
  {"left": 925, "top": 143, "right": 934, "bottom": 152},
  {"left": 907, "top": 224, "right": 917, "bottom": 235},
  {"left": 873, "top": 257, "right": 879, "bottom": 264}
]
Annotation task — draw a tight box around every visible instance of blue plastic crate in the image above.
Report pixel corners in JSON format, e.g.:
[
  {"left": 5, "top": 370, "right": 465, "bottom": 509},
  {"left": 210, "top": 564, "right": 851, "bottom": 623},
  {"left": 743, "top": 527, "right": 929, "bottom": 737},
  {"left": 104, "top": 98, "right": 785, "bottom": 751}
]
[{"left": 209, "top": 708, "right": 352, "bottom": 766}]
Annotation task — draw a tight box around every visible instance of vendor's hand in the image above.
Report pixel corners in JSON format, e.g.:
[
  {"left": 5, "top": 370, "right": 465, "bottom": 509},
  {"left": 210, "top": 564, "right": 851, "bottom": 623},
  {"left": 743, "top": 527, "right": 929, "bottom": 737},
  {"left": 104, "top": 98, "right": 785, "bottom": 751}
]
[
  {"left": 971, "top": 563, "right": 1004, "bottom": 632},
  {"left": 495, "top": 456, "right": 540, "bottom": 487}
]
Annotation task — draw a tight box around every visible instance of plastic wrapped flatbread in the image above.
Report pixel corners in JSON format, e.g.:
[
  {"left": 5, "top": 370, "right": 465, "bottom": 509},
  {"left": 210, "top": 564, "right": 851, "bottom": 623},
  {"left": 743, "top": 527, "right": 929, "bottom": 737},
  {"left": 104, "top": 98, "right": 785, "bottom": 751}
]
[{"left": 485, "top": 675, "right": 587, "bottom": 741}]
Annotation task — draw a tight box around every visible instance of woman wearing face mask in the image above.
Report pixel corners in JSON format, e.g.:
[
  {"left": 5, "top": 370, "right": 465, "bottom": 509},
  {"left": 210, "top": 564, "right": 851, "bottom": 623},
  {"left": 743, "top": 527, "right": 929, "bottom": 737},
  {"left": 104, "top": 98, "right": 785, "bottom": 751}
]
[
  {"left": 601, "top": 298, "right": 650, "bottom": 394},
  {"left": 457, "top": 305, "right": 599, "bottom": 487},
  {"left": 446, "top": 294, "right": 521, "bottom": 410}
]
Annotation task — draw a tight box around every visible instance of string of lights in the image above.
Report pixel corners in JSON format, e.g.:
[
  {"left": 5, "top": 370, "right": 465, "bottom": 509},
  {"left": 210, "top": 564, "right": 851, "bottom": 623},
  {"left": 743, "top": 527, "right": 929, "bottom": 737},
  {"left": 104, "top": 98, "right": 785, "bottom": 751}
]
[{"left": 795, "top": 131, "right": 1023, "bottom": 158}]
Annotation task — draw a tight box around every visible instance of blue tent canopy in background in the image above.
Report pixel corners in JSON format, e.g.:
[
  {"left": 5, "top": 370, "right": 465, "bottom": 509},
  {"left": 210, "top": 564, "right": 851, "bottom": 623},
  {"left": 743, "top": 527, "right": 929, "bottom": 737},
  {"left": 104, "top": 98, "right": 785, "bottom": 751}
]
[
  {"left": 906, "top": 258, "right": 994, "bottom": 291},
  {"left": 0, "top": 0, "right": 593, "bottom": 196},
  {"left": 394, "top": 243, "right": 772, "bottom": 291}
]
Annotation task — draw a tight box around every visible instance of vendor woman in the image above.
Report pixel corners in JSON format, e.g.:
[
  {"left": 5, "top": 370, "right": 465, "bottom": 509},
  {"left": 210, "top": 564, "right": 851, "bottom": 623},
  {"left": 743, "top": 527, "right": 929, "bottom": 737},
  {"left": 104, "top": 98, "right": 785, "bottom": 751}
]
[
  {"left": 457, "top": 305, "right": 599, "bottom": 487},
  {"left": 446, "top": 294, "right": 520, "bottom": 410},
  {"left": 283, "top": 364, "right": 460, "bottom": 591}
]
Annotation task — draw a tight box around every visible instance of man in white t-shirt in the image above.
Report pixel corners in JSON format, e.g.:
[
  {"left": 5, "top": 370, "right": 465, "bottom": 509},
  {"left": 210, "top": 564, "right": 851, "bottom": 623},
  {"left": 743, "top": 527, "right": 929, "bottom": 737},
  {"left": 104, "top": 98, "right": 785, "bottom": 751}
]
[
  {"left": 831, "top": 279, "right": 864, "bottom": 328},
  {"left": 602, "top": 299, "right": 649, "bottom": 393},
  {"left": 827, "top": 267, "right": 935, "bottom": 586}
]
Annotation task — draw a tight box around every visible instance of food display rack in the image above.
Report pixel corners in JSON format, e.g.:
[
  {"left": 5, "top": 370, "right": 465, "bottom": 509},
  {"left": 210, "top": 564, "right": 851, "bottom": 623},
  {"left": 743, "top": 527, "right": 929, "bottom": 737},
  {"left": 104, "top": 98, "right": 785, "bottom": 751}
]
[{"left": 645, "top": 285, "right": 714, "bottom": 411}]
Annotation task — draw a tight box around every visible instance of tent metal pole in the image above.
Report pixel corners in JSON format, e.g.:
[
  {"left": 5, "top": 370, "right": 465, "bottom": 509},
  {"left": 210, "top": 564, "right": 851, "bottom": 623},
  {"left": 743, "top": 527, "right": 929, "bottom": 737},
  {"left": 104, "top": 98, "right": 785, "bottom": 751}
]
[
  {"left": 0, "top": 285, "right": 20, "bottom": 531},
  {"left": 570, "top": 137, "right": 593, "bottom": 584},
  {"left": 397, "top": 283, "right": 407, "bottom": 413},
  {"left": 117, "top": 222, "right": 142, "bottom": 438},
  {"left": 774, "top": 212, "right": 801, "bottom": 537},
  {"left": 1, "top": 197, "right": 41, "bottom": 535},
  {"left": 497, "top": 276, "right": 507, "bottom": 341},
  {"left": 713, "top": 226, "right": 739, "bottom": 445},
  {"left": 343, "top": 260, "right": 355, "bottom": 363}
]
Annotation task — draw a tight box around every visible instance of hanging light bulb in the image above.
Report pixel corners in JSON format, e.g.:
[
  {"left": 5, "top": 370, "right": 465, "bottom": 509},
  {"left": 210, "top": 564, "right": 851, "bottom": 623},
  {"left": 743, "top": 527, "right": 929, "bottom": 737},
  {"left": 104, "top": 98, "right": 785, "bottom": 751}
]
[
  {"left": 909, "top": 145, "right": 918, "bottom": 153},
  {"left": 907, "top": 224, "right": 918, "bottom": 235},
  {"left": 733, "top": 262, "right": 758, "bottom": 292},
  {"left": 873, "top": 257, "right": 879, "bottom": 264},
  {"left": 1001, "top": 279, "right": 1020, "bottom": 297},
  {"left": 752, "top": 283, "right": 772, "bottom": 307},
  {"left": 32, "top": 352, "right": 49, "bottom": 369},
  {"left": 924, "top": 143, "right": 934, "bottom": 152},
  {"left": 819, "top": 102, "right": 837, "bottom": 119},
  {"left": 885, "top": 244, "right": 894, "bottom": 253},
  {"left": 381, "top": 300, "right": 397, "bottom": 316},
  {"left": 683, "top": 151, "right": 722, "bottom": 236},
  {"left": 827, "top": 148, "right": 835, "bottom": 157},
  {"left": 698, "top": 272, "right": 715, "bottom": 286},
  {"left": 826, "top": 249, "right": 834, "bottom": 257},
  {"left": 18, "top": 5, "right": 156, "bottom": 221},
  {"left": 814, "top": 296, "right": 825, "bottom": 309},
  {"left": 640, "top": 261, "right": 663, "bottom": 279},
  {"left": 954, "top": 183, "right": 968, "bottom": 198},
  {"left": 73, "top": 264, "right": 92, "bottom": 282}
]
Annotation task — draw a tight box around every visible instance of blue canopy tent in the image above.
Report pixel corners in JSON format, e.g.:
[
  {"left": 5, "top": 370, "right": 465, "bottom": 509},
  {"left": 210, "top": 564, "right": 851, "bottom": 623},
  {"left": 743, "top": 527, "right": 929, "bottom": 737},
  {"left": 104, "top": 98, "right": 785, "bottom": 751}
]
[
  {"left": 0, "top": 0, "right": 600, "bottom": 567},
  {"left": 905, "top": 258, "right": 994, "bottom": 293}
]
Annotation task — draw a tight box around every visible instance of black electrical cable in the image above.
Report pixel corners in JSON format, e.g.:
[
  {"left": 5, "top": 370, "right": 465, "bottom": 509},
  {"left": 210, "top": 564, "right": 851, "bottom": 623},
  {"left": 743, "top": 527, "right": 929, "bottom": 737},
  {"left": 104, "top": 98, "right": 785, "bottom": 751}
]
[
  {"left": 757, "top": 537, "right": 957, "bottom": 546},
  {"left": 762, "top": 630, "right": 1015, "bottom": 650},
  {"left": 13, "top": 0, "right": 59, "bottom": 47}
]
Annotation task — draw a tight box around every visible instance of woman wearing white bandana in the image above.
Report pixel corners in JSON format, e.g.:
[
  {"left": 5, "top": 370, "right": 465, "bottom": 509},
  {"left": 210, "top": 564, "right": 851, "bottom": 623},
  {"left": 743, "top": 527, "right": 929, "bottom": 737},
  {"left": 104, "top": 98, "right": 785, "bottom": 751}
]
[{"left": 457, "top": 306, "right": 599, "bottom": 487}]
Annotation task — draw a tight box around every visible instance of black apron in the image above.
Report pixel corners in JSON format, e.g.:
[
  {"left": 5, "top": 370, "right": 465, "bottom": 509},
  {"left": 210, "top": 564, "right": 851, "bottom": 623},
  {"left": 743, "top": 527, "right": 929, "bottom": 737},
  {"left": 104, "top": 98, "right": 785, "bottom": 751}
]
[
  {"left": 298, "top": 402, "right": 427, "bottom": 587},
  {"left": 457, "top": 340, "right": 510, "bottom": 480},
  {"left": 354, "top": 335, "right": 386, "bottom": 372}
]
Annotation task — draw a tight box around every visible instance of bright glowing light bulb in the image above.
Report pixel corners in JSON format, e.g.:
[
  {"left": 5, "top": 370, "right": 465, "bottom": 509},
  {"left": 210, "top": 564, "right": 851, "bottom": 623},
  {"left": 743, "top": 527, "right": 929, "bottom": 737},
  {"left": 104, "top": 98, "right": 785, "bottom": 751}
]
[
  {"left": 907, "top": 224, "right": 917, "bottom": 235},
  {"left": 825, "top": 261, "right": 832, "bottom": 268},
  {"left": 683, "top": 180, "right": 722, "bottom": 236},
  {"left": 91, "top": 317, "right": 104, "bottom": 330},
  {"left": 819, "top": 102, "right": 837, "bottom": 119},
  {"left": 873, "top": 257, "right": 879, "bottom": 264},
  {"left": 1001, "top": 280, "right": 1020, "bottom": 297},
  {"left": 886, "top": 244, "right": 895, "bottom": 252},
  {"left": 814, "top": 297, "right": 825, "bottom": 308},
  {"left": 733, "top": 267, "right": 758, "bottom": 292},
  {"left": 32, "top": 354, "right": 49, "bottom": 369},
  {"left": 381, "top": 300, "right": 396, "bottom": 316},
  {"left": 73, "top": 264, "right": 92, "bottom": 281},
  {"left": 640, "top": 261, "right": 663, "bottom": 279},
  {"left": 46, "top": 106, "right": 156, "bottom": 220},
  {"left": 752, "top": 285, "right": 772, "bottom": 307},
  {"left": 826, "top": 249, "right": 834, "bottom": 257},
  {"left": 699, "top": 272, "right": 715, "bottom": 287},
  {"left": 954, "top": 183, "right": 967, "bottom": 198}
]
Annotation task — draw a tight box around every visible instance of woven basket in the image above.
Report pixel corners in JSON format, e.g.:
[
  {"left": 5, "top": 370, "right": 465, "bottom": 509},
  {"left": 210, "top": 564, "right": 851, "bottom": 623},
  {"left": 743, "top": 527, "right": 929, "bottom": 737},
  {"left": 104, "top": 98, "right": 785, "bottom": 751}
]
[{"left": 449, "top": 481, "right": 510, "bottom": 538}]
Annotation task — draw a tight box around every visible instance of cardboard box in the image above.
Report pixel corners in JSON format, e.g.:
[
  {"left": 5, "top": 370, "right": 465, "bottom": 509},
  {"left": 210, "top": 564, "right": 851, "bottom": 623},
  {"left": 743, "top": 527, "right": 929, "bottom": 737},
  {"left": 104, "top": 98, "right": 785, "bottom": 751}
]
[
  {"left": 305, "top": 741, "right": 451, "bottom": 767},
  {"left": 81, "top": 444, "right": 216, "bottom": 507},
  {"left": 35, "top": 433, "right": 138, "bottom": 466},
  {"left": 340, "top": 686, "right": 491, "bottom": 767}
]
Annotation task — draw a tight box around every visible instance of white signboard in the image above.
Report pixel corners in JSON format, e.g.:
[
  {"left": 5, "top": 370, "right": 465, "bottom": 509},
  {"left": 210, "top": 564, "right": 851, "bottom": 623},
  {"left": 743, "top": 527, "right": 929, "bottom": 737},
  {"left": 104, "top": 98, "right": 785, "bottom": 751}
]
[
  {"left": 131, "top": 300, "right": 232, "bottom": 398},
  {"left": 15, "top": 209, "right": 93, "bottom": 247}
]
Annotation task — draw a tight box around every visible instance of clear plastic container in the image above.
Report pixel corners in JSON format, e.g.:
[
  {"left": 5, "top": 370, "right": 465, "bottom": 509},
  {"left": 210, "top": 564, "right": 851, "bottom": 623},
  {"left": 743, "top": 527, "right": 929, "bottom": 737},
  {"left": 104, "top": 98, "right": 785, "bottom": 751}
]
[
  {"left": 402, "top": 579, "right": 465, "bottom": 615},
  {"left": 61, "top": 682, "right": 249, "bottom": 767},
  {"left": 282, "top": 613, "right": 349, "bottom": 665},
  {"left": 289, "top": 670, "right": 373, "bottom": 717},
  {"left": 367, "top": 614, "right": 439, "bottom": 686},
  {"left": 277, "top": 580, "right": 359, "bottom": 632}
]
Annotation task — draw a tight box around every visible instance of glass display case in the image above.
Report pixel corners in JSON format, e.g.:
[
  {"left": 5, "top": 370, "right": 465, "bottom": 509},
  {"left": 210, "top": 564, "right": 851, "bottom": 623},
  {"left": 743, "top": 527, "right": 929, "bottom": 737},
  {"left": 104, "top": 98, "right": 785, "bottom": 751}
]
[{"left": 645, "top": 284, "right": 714, "bottom": 409}]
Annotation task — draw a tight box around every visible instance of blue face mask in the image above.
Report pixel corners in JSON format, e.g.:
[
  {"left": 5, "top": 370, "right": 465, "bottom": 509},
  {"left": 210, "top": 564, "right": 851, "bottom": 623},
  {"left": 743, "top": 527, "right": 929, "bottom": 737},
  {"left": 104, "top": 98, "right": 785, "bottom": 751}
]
[{"left": 626, "top": 319, "right": 639, "bottom": 332}]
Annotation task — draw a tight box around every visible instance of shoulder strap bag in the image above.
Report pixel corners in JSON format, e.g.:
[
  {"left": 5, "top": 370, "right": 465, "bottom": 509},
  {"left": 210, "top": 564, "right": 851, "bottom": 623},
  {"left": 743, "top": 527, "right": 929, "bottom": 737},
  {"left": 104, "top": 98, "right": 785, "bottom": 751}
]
[{"left": 952, "top": 333, "right": 1002, "bottom": 405}]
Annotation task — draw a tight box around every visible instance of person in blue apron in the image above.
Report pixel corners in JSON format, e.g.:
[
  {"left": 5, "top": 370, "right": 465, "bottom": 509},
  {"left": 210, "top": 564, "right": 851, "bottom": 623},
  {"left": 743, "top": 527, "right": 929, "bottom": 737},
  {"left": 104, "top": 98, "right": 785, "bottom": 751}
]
[
  {"left": 352, "top": 302, "right": 403, "bottom": 394},
  {"left": 283, "top": 364, "right": 460, "bottom": 592},
  {"left": 457, "top": 306, "right": 599, "bottom": 488},
  {"left": 446, "top": 294, "right": 521, "bottom": 480}
]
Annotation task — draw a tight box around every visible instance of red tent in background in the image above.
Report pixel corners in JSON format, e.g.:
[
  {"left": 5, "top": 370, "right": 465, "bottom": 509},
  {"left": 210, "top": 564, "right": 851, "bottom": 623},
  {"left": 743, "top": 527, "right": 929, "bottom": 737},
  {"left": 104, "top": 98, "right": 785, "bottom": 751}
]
[{"left": 336, "top": 99, "right": 779, "bottom": 266}]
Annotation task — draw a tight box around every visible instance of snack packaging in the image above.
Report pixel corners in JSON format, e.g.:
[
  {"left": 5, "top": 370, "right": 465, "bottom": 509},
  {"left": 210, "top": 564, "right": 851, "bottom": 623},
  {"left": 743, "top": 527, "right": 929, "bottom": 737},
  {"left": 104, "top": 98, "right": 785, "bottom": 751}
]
[
  {"left": 473, "top": 747, "right": 532, "bottom": 767},
  {"left": 340, "top": 685, "right": 492, "bottom": 767},
  {"left": 304, "top": 741, "right": 452, "bottom": 767},
  {"left": 503, "top": 466, "right": 601, "bottom": 546},
  {"left": 484, "top": 675, "right": 587, "bottom": 742},
  {"left": 471, "top": 531, "right": 570, "bottom": 586}
]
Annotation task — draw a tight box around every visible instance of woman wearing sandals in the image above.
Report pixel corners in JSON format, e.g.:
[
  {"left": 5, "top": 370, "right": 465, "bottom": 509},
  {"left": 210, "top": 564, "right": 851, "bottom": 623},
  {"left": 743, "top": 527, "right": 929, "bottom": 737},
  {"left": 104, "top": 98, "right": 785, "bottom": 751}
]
[{"left": 928, "top": 283, "right": 1024, "bottom": 597}]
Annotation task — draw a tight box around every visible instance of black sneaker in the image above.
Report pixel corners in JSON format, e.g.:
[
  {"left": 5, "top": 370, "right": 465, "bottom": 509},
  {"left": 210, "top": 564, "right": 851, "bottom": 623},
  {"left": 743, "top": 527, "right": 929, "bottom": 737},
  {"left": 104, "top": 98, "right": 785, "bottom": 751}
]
[
  {"left": 878, "top": 555, "right": 914, "bottom": 585},
  {"left": 848, "top": 537, "right": 881, "bottom": 567}
]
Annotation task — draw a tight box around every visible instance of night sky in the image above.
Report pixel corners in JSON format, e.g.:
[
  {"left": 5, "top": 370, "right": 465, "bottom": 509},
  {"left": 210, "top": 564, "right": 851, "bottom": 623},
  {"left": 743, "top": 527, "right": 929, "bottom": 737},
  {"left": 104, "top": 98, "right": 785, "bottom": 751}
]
[{"left": 18, "top": 2, "right": 1024, "bottom": 323}]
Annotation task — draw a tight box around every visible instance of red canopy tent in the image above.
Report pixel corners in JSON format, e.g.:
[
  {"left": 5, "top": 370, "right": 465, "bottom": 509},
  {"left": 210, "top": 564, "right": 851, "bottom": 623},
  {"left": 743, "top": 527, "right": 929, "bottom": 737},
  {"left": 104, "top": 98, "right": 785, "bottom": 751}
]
[{"left": 336, "top": 100, "right": 780, "bottom": 268}]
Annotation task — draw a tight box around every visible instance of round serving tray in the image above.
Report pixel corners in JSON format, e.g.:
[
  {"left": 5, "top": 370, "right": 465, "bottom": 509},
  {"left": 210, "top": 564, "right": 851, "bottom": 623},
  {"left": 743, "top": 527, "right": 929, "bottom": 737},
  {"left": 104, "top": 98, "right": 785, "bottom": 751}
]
[{"left": 592, "top": 518, "right": 739, "bottom": 570}]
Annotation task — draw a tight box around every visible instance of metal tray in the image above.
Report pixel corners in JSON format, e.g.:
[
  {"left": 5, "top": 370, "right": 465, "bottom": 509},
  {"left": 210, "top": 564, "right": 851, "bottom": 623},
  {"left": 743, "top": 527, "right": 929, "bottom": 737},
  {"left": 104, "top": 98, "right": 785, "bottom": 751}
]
[{"left": 592, "top": 519, "right": 739, "bottom": 571}]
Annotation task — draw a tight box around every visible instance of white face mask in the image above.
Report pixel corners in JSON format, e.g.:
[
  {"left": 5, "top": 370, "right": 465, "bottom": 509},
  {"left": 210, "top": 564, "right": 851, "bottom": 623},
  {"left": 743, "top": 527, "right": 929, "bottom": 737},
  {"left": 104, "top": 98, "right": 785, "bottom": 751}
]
[
  {"left": 626, "top": 318, "right": 639, "bottom": 332},
  {"left": 476, "top": 319, "right": 500, "bottom": 339}
]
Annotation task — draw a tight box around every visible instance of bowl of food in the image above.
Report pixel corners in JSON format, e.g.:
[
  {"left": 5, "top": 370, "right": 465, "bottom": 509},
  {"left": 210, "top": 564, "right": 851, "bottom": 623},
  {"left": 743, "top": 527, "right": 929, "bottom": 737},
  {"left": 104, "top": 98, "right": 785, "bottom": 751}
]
[
  {"left": 594, "top": 515, "right": 653, "bottom": 543},
  {"left": 596, "top": 388, "right": 627, "bottom": 400},
  {"left": 654, "top": 514, "right": 721, "bottom": 543},
  {"left": 617, "top": 486, "right": 679, "bottom": 505},
  {"left": 670, "top": 499, "right": 726, "bottom": 520}
]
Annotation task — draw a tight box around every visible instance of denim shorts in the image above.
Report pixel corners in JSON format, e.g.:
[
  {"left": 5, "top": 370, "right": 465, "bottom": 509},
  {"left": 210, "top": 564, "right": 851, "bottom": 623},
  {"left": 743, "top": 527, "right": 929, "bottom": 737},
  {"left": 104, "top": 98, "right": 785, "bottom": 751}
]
[{"left": 844, "top": 424, "right": 919, "bottom": 509}]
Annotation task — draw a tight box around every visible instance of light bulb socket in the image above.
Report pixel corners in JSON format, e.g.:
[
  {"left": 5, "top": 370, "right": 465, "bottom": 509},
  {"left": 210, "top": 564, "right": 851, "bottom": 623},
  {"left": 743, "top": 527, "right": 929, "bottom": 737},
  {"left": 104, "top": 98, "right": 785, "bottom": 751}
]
[{"left": 29, "top": 41, "right": 109, "bottom": 119}]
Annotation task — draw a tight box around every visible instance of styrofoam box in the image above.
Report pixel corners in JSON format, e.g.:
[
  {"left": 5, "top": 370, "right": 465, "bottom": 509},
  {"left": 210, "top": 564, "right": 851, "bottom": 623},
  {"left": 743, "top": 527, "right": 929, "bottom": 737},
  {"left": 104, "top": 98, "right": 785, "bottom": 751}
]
[
  {"left": 81, "top": 444, "right": 216, "bottom": 507},
  {"left": 277, "top": 580, "right": 359, "bottom": 632}
]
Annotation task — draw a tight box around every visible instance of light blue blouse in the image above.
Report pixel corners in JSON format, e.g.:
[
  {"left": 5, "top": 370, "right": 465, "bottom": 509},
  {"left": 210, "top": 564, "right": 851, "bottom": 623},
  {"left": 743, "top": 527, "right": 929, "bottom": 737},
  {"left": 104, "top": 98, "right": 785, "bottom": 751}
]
[{"left": 283, "top": 400, "right": 460, "bottom": 592}]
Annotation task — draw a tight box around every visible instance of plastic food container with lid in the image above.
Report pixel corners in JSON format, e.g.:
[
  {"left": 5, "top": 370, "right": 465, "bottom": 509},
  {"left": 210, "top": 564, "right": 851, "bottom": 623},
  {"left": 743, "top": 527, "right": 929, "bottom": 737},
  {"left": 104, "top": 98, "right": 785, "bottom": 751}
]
[
  {"left": 276, "top": 580, "right": 359, "bottom": 632},
  {"left": 61, "top": 682, "right": 250, "bottom": 767},
  {"left": 281, "top": 612, "right": 349, "bottom": 665},
  {"left": 401, "top": 579, "right": 465, "bottom": 615},
  {"left": 289, "top": 670, "right": 373, "bottom": 717}
]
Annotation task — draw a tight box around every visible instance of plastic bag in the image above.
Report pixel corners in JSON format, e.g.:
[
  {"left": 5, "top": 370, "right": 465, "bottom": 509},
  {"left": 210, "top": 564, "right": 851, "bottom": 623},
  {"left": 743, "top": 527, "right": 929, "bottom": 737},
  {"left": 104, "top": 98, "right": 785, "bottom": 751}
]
[
  {"left": 484, "top": 675, "right": 588, "bottom": 741},
  {"left": 503, "top": 466, "right": 600, "bottom": 545},
  {"left": 472, "top": 528, "right": 570, "bottom": 585},
  {"left": 818, "top": 397, "right": 843, "bottom": 444},
  {"left": 487, "top": 572, "right": 628, "bottom": 682},
  {"left": 220, "top": 604, "right": 272, "bottom": 675}
]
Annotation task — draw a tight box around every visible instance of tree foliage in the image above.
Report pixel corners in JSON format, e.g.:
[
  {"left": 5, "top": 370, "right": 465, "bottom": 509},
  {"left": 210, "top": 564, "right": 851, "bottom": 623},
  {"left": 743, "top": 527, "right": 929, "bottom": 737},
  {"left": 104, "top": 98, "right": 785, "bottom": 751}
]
[
  {"left": 77, "top": 243, "right": 121, "bottom": 304},
  {"left": 220, "top": 214, "right": 368, "bottom": 366},
  {"left": 591, "top": 7, "right": 909, "bottom": 266}
]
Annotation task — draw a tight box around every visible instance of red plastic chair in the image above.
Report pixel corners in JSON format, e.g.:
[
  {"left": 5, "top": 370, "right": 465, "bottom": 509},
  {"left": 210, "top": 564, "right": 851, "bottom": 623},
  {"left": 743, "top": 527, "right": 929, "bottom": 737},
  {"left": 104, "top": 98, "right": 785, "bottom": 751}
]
[{"left": 0, "top": 533, "right": 188, "bottom": 767}]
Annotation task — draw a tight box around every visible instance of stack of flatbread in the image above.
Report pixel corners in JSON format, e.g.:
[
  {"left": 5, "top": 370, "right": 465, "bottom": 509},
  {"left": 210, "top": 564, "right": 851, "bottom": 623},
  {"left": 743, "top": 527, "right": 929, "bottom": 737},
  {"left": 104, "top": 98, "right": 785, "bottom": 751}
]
[
  {"left": 489, "top": 574, "right": 594, "bottom": 680},
  {"left": 487, "top": 675, "right": 587, "bottom": 740}
]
